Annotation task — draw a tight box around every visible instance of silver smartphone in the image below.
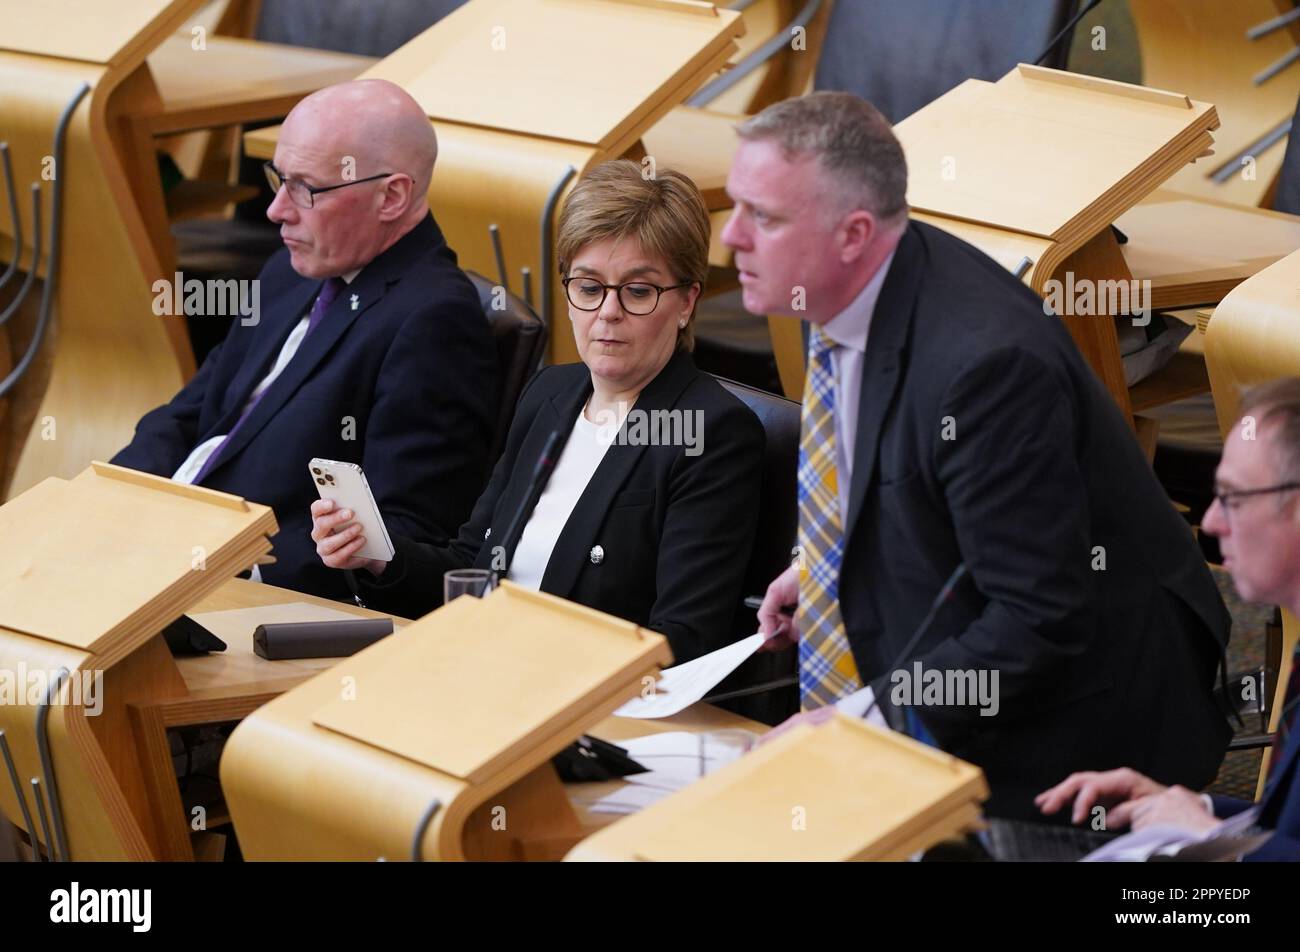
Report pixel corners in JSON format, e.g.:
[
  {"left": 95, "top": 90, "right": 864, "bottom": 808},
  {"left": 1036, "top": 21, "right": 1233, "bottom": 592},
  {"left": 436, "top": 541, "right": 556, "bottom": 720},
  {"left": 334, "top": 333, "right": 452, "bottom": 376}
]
[{"left": 308, "top": 458, "right": 395, "bottom": 562}]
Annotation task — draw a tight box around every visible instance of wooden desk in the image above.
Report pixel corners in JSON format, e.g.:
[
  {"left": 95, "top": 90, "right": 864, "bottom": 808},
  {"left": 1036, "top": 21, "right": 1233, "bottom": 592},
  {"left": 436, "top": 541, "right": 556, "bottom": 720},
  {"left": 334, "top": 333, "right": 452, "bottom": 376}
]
[
  {"left": 1117, "top": 190, "right": 1300, "bottom": 310},
  {"left": 145, "top": 35, "right": 375, "bottom": 135},
  {"left": 135, "top": 577, "right": 763, "bottom": 859}
]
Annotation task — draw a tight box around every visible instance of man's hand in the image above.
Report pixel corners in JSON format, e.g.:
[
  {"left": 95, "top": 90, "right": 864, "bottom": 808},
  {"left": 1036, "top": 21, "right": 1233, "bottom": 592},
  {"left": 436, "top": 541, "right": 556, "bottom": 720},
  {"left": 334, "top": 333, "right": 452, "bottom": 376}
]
[
  {"left": 1035, "top": 768, "right": 1168, "bottom": 827},
  {"left": 757, "top": 563, "right": 800, "bottom": 651},
  {"left": 1129, "top": 786, "right": 1219, "bottom": 834},
  {"left": 759, "top": 704, "right": 837, "bottom": 745},
  {"left": 310, "top": 498, "right": 386, "bottom": 576}
]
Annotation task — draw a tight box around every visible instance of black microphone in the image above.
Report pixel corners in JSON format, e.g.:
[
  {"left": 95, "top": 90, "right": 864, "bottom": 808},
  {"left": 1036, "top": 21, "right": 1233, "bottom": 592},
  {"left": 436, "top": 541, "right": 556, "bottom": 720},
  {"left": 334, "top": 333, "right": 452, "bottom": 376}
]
[
  {"left": 494, "top": 429, "right": 562, "bottom": 575},
  {"left": 862, "top": 562, "right": 968, "bottom": 726},
  {"left": 1032, "top": 0, "right": 1103, "bottom": 67}
]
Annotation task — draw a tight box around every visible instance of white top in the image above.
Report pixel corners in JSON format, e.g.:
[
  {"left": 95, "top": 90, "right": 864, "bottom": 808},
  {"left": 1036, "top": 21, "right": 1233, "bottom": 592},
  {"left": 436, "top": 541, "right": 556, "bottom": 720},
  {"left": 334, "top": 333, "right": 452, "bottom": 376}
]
[
  {"left": 817, "top": 250, "right": 896, "bottom": 518},
  {"left": 508, "top": 407, "right": 614, "bottom": 590}
]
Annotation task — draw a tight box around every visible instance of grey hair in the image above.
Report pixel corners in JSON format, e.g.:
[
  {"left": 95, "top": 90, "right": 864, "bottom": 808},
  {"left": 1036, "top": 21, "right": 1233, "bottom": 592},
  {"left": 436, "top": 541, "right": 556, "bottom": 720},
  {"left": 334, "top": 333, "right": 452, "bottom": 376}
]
[
  {"left": 737, "top": 91, "right": 908, "bottom": 222},
  {"left": 1238, "top": 377, "right": 1300, "bottom": 485}
]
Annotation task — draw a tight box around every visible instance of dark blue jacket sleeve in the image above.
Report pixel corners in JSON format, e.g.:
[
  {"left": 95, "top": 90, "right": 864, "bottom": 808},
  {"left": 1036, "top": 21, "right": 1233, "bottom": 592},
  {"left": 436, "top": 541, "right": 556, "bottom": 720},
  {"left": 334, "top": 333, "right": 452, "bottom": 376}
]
[{"left": 110, "top": 342, "right": 224, "bottom": 476}]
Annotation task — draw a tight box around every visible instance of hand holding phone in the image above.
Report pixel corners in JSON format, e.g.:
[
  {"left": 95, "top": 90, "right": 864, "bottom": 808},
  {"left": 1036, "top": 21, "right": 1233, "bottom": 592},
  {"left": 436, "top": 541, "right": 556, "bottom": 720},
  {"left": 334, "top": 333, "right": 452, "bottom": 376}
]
[{"left": 308, "top": 458, "right": 395, "bottom": 564}]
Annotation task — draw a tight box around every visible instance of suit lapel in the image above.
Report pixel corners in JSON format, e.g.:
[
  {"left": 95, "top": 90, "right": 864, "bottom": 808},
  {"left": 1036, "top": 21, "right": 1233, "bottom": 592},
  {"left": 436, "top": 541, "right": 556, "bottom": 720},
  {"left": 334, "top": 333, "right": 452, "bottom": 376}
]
[
  {"left": 539, "top": 352, "right": 698, "bottom": 597},
  {"left": 211, "top": 281, "right": 318, "bottom": 433},
  {"left": 1259, "top": 719, "right": 1300, "bottom": 822},
  {"left": 484, "top": 392, "right": 576, "bottom": 564},
  {"left": 204, "top": 275, "right": 376, "bottom": 471},
  {"left": 844, "top": 224, "right": 925, "bottom": 542},
  {"left": 198, "top": 215, "right": 444, "bottom": 479}
]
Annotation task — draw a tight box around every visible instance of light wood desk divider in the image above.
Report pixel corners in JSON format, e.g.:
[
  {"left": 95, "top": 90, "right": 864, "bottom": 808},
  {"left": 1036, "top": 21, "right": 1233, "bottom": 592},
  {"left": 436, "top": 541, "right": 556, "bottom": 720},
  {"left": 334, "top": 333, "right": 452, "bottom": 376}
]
[
  {"left": 1131, "top": 0, "right": 1300, "bottom": 209},
  {"left": 244, "top": 0, "right": 746, "bottom": 366},
  {"left": 567, "top": 711, "right": 987, "bottom": 861},
  {"left": 885, "top": 64, "right": 1222, "bottom": 441},
  {"left": 1203, "top": 246, "right": 1300, "bottom": 797},
  {"left": 0, "top": 0, "right": 371, "bottom": 501},
  {"left": 0, "top": 461, "right": 274, "bottom": 860},
  {"left": 220, "top": 581, "right": 673, "bottom": 861}
]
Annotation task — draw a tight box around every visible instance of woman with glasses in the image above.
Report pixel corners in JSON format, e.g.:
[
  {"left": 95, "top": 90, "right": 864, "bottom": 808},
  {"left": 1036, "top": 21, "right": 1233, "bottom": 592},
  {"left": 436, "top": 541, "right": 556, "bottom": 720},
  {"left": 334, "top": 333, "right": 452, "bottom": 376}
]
[{"left": 310, "top": 160, "right": 764, "bottom": 663}]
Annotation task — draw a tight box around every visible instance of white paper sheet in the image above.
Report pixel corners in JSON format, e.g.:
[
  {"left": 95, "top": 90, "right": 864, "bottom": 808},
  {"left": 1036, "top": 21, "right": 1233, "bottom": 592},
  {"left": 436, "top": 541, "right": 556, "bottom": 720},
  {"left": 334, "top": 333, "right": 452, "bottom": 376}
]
[
  {"left": 834, "top": 685, "right": 890, "bottom": 728},
  {"left": 619, "top": 731, "right": 752, "bottom": 791},
  {"left": 1082, "top": 805, "right": 1269, "bottom": 862},
  {"left": 614, "top": 633, "right": 765, "bottom": 718},
  {"left": 587, "top": 784, "right": 676, "bottom": 816},
  {"left": 585, "top": 732, "right": 755, "bottom": 814}
]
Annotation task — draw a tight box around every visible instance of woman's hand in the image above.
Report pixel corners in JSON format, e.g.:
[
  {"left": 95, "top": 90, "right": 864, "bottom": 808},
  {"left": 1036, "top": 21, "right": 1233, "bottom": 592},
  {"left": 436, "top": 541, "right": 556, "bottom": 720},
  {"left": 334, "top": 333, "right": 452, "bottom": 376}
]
[{"left": 310, "top": 498, "right": 387, "bottom": 576}]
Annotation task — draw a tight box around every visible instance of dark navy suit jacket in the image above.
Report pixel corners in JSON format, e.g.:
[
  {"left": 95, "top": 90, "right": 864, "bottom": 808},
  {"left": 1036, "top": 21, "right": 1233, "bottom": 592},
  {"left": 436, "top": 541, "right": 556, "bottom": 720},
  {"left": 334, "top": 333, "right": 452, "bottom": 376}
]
[
  {"left": 113, "top": 214, "right": 498, "bottom": 601},
  {"left": 1213, "top": 714, "right": 1300, "bottom": 861},
  {"left": 844, "top": 222, "right": 1232, "bottom": 819}
]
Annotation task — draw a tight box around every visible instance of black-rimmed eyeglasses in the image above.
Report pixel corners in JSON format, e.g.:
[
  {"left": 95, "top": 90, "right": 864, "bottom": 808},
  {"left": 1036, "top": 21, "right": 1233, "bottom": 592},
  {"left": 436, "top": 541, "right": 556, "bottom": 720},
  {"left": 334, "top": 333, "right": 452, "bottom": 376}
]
[
  {"left": 562, "top": 277, "right": 694, "bottom": 316},
  {"left": 1213, "top": 482, "right": 1300, "bottom": 513},
  {"left": 264, "top": 161, "right": 395, "bottom": 209}
]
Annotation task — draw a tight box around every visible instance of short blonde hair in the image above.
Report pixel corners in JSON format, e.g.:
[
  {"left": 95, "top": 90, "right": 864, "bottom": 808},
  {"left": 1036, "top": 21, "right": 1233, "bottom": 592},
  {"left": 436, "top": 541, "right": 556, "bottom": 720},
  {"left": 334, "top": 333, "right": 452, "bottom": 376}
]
[{"left": 556, "top": 160, "right": 710, "bottom": 352}]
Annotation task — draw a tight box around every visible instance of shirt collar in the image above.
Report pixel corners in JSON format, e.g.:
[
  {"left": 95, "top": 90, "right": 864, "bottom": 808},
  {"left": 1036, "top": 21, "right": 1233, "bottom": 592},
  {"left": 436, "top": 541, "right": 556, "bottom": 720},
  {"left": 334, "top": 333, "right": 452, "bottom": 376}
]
[
  {"left": 342, "top": 268, "right": 361, "bottom": 284},
  {"left": 820, "top": 249, "right": 896, "bottom": 354}
]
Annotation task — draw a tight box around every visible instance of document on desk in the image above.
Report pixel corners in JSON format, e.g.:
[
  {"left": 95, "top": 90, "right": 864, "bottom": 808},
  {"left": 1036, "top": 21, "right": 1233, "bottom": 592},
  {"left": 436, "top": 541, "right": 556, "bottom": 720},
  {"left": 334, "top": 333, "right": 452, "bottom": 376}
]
[
  {"left": 614, "top": 633, "right": 765, "bottom": 718},
  {"left": 587, "top": 732, "right": 752, "bottom": 814},
  {"left": 1081, "top": 806, "right": 1271, "bottom": 862},
  {"left": 621, "top": 731, "right": 750, "bottom": 790}
]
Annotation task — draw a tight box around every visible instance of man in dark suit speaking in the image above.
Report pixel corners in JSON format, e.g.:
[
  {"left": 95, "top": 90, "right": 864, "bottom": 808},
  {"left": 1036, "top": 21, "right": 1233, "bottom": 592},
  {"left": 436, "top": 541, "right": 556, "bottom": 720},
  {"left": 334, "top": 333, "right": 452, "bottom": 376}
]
[
  {"left": 113, "top": 80, "right": 497, "bottom": 601},
  {"left": 736, "top": 92, "right": 1231, "bottom": 819}
]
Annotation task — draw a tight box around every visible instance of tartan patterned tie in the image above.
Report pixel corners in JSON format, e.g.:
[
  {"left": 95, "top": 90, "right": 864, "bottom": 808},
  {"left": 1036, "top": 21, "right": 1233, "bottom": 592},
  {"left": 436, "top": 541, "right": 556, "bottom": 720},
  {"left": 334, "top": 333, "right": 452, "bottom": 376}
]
[{"left": 796, "top": 324, "right": 864, "bottom": 709}]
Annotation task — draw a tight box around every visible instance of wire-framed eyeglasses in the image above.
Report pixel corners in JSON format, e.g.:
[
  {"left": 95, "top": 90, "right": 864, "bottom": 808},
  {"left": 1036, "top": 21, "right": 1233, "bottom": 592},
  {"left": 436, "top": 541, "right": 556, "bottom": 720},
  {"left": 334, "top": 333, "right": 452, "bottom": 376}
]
[
  {"left": 1213, "top": 482, "right": 1300, "bottom": 514},
  {"left": 264, "top": 161, "right": 395, "bottom": 209}
]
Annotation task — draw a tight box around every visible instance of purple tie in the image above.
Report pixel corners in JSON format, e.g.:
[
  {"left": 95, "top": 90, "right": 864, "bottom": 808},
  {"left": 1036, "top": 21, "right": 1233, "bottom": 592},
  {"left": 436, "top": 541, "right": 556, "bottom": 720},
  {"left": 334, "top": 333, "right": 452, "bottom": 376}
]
[{"left": 191, "top": 277, "right": 345, "bottom": 484}]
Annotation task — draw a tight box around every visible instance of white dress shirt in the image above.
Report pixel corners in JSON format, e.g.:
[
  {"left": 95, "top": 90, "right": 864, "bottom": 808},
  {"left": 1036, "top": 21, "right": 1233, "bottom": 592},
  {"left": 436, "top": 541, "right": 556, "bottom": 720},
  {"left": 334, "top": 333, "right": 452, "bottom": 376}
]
[{"left": 816, "top": 250, "right": 896, "bottom": 518}]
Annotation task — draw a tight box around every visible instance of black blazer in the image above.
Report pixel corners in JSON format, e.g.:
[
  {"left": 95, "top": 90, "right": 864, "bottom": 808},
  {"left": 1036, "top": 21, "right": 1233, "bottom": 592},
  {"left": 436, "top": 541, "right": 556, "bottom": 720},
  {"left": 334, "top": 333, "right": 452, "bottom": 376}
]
[
  {"left": 359, "top": 352, "right": 765, "bottom": 663},
  {"left": 844, "top": 222, "right": 1232, "bottom": 819},
  {"left": 113, "top": 215, "right": 498, "bottom": 601}
]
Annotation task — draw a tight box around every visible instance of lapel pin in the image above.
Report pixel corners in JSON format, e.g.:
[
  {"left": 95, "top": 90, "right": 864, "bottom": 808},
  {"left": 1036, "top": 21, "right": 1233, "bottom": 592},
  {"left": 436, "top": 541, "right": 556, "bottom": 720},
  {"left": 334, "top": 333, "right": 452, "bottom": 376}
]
[
  {"left": 589, "top": 545, "right": 604, "bottom": 565},
  {"left": 350, "top": 293, "right": 359, "bottom": 311}
]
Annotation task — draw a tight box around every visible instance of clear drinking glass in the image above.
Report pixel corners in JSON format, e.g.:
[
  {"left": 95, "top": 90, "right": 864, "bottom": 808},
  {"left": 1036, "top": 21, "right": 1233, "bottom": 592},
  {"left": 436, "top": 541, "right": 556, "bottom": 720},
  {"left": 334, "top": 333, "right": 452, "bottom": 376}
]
[
  {"left": 443, "top": 568, "right": 497, "bottom": 603},
  {"left": 695, "top": 729, "right": 758, "bottom": 778}
]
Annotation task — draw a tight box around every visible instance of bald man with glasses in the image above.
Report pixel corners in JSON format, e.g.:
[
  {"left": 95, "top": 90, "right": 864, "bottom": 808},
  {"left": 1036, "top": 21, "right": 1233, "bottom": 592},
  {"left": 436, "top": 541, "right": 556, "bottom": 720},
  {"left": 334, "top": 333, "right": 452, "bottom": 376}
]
[{"left": 114, "top": 79, "right": 498, "bottom": 602}]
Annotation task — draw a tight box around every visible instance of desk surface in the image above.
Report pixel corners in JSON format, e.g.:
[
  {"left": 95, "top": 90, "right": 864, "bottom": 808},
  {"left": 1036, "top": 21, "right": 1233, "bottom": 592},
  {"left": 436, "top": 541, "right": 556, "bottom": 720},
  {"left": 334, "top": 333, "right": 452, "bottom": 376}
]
[
  {"left": 179, "top": 578, "right": 766, "bottom": 838},
  {"left": 145, "top": 35, "right": 375, "bottom": 133}
]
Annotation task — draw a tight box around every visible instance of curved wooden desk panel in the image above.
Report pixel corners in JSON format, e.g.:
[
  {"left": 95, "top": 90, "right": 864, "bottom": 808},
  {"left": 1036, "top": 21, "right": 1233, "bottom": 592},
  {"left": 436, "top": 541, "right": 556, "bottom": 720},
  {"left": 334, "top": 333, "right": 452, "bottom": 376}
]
[
  {"left": 1205, "top": 247, "right": 1300, "bottom": 430},
  {"left": 0, "top": 55, "right": 183, "bottom": 500},
  {"left": 221, "top": 585, "right": 670, "bottom": 861},
  {"left": 1132, "top": 0, "right": 1300, "bottom": 208},
  {"left": 0, "top": 629, "right": 187, "bottom": 860},
  {"left": 1204, "top": 247, "right": 1300, "bottom": 796}
]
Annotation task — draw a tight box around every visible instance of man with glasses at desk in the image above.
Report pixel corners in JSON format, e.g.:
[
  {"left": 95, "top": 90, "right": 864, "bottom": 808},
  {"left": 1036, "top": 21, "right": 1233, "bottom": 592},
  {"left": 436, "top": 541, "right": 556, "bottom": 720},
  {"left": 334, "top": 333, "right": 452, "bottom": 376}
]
[
  {"left": 1040, "top": 378, "right": 1300, "bottom": 860},
  {"left": 114, "top": 79, "right": 497, "bottom": 602}
]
